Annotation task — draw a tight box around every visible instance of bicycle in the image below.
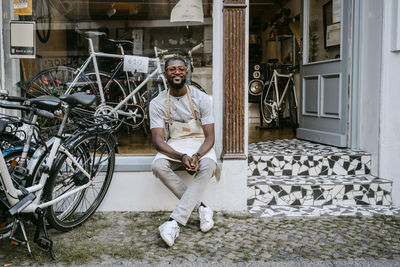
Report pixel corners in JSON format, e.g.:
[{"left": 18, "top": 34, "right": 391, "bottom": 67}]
[
  {"left": 260, "top": 66, "right": 299, "bottom": 133},
  {"left": 0, "top": 89, "right": 116, "bottom": 258},
  {"left": 24, "top": 29, "right": 205, "bottom": 130}
]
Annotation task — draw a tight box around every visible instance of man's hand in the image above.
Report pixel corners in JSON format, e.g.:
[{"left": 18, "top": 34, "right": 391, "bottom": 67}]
[
  {"left": 182, "top": 154, "right": 192, "bottom": 170},
  {"left": 184, "top": 154, "right": 199, "bottom": 175}
]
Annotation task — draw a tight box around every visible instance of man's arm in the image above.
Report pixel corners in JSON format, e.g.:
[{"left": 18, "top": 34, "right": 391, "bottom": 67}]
[
  {"left": 190, "top": 123, "right": 215, "bottom": 171},
  {"left": 151, "top": 128, "right": 192, "bottom": 169}
]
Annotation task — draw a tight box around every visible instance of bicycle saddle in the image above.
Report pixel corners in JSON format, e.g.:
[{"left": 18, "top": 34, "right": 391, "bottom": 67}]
[
  {"left": 60, "top": 92, "right": 96, "bottom": 107},
  {"left": 107, "top": 39, "right": 134, "bottom": 45},
  {"left": 75, "top": 28, "right": 107, "bottom": 38},
  {"left": 28, "top": 96, "right": 61, "bottom": 111}
]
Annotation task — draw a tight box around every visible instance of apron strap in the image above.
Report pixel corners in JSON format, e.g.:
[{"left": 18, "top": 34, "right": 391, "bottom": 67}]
[
  {"left": 167, "top": 86, "right": 197, "bottom": 125},
  {"left": 186, "top": 87, "right": 198, "bottom": 121}
]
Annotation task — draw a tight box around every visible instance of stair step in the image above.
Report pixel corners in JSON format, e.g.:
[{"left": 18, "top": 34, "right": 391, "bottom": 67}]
[
  {"left": 249, "top": 140, "right": 371, "bottom": 177},
  {"left": 248, "top": 154, "right": 371, "bottom": 177},
  {"left": 248, "top": 205, "right": 400, "bottom": 217},
  {"left": 247, "top": 174, "right": 392, "bottom": 207},
  {"left": 249, "top": 139, "right": 369, "bottom": 156}
]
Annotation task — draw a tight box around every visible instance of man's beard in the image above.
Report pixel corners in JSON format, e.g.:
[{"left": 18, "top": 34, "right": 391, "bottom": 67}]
[{"left": 169, "top": 77, "right": 186, "bottom": 91}]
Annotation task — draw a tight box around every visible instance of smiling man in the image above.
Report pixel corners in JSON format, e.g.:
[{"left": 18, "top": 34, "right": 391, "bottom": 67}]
[{"left": 149, "top": 56, "right": 219, "bottom": 247}]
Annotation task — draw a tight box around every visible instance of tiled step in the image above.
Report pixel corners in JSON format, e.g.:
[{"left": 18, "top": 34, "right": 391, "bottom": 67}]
[
  {"left": 249, "top": 139, "right": 371, "bottom": 177},
  {"left": 248, "top": 205, "right": 400, "bottom": 217},
  {"left": 247, "top": 174, "right": 392, "bottom": 207}
]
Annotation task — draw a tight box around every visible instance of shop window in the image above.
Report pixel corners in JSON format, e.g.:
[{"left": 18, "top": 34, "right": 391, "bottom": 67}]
[
  {"left": 19, "top": 0, "right": 213, "bottom": 156},
  {"left": 307, "top": 0, "right": 341, "bottom": 63}
]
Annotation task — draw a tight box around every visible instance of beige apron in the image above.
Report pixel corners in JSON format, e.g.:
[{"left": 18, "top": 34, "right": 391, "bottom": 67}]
[{"left": 153, "top": 87, "right": 220, "bottom": 180}]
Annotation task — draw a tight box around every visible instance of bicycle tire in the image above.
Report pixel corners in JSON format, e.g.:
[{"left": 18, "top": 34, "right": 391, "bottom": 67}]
[
  {"left": 24, "top": 66, "right": 98, "bottom": 128},
  {"left": 288, "top": 84, "right": 299, "bottom": 134},
  {"left": 260, "top": 82, "right": 278, "bottom": 126},
  {"left": 86, "top": 72, "right": 127, "bottom": 129},
  {"left": 25, "top": 66, "right": 96, "bottom": 99},
  {"left": 44, "top": 133, "right": 115, "bottom": 232},
  {"left": 36, "top": 0, "right": 51, "bottom": 43},
  {"left": 190, "top": 81, "right": 207, "bottom": 94}
]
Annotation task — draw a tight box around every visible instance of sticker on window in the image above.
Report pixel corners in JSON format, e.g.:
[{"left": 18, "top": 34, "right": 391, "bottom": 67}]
[{"left": 123, "top": 55, "right": 149, "bottom": 74}]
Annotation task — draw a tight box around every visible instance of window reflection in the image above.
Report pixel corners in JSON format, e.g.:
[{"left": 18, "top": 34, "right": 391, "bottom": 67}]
[
  {"left": 307, "top": 0, "right": 341, "bottom": 63},
  {"left": 20, "top": 0, "right": 213, "bottom": 156}
]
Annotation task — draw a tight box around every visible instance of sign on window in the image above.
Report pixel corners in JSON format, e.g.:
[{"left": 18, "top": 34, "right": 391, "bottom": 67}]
[{"left": 10, "top": 21, "right": 35, "bottom": 58}]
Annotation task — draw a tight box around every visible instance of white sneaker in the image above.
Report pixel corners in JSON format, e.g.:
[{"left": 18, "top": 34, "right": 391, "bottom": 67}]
[
  {"left": 199, "top": 206, "right": 214, "bottom": 232},
  {"left": 159, "top": 220, "right": 180, "bottom": 247}
]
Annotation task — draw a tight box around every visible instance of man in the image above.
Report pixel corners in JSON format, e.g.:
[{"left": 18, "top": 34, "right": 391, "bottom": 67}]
[{"left": 149, "top": 56, "right": 219, "bottom": 247}]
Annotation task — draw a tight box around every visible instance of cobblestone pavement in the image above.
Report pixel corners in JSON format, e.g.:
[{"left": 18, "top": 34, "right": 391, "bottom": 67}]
[{"left": 1, "top": 211, "right": 400, "bottom": 266}]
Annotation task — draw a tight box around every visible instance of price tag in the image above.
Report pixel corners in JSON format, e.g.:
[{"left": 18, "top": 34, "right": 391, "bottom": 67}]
[{"left": 123, "top": 55, "right": 149, "bottom": 74}]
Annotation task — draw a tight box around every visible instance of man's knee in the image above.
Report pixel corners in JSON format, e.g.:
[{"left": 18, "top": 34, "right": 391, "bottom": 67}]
[
  {"left": 197, "top": 158, "right": 216, "bottom": 177},
  {"left": 152, "top": 159, "right": 171, "bottom": 177}
]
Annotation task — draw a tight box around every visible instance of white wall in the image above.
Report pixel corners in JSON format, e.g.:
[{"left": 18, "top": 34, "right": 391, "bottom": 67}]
[
  {"left": 380, "top": 0, "right": 400, "bottom": 206},
  {"left": 99, "top": 160, "right": 248, "bottom": 212},
  {"left": 1, "top": 1, "right": 20, "bottom": 96},
  {"left": 357, "top": 0, "right": 383, "bottom": 175},
  {"left": 99, "top": 0, "right": 249, "bottom": 213}
]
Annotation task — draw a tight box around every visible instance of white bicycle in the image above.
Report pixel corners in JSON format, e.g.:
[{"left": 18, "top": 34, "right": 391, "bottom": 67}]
[
  {"left": 25, "top": 28, "right": 204, "bottom": 130},
  {"left": 0, "top": 89, "right": 116, "bottom": 258},
  {"left": 260, "top": 67, "right": 299, "bottom": 133}
]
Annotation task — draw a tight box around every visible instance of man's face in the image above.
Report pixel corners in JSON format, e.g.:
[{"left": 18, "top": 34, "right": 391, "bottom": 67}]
[{"left": 165, "top": 59, "right": 187, "bottom": 90}]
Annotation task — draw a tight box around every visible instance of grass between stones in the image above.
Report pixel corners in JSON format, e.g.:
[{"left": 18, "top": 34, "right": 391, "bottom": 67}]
[{"left": 0, "top": 213, "right": 399, "bottom": 265}]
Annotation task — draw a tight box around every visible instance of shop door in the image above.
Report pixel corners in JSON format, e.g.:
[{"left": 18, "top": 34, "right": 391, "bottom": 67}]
[{"left": 297, "top": 0, "right": 351, "bottom": 147}]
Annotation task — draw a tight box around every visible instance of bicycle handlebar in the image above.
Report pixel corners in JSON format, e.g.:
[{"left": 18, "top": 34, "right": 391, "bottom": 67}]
[
  {"left": 188, "top": 43, "right": 204, "bottom": 57},
  {"left": 5, "top": 96, "right": 26, "bottom": 103},
  {"left": 155, "top": 42, "right": 204, "bottom": 58},
  {"left": 0, "top": 101, "right": 55, "bottom": 119}
]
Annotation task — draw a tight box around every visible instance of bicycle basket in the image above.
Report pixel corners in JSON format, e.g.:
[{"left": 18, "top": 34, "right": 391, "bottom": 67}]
[{"left": 0, "top": 114, "right": 26, "bottom": 149}]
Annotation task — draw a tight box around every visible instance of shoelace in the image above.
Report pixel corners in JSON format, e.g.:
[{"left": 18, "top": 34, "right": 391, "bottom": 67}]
[
  {"left": 167, "top": 225, "right": 179, "bottom": 238},
  {"left": 200, "top": 209, "right": 211, "bottom": 222}
]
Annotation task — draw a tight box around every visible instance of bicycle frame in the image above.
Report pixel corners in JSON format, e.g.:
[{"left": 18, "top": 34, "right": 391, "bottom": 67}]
[
  {"left": 64, "top": 37, "right": 167, "bottom": 118},
  {"left": 0, "top": 115, "right": 95, "bottom": 214},
  {"left": 267, "top": 69, "right": 296, "bottom": 111}
]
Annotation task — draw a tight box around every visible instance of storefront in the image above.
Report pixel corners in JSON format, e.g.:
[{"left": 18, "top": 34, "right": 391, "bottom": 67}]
[
  {"left": 1, "top": 0, "right": 400, "bottom": 210},
  {"left": 0, "top": 0, "right": 247, "bottom": 211}
]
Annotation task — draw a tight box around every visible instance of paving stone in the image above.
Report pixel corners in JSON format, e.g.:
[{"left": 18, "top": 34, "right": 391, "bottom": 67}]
[{"left": 0, "top": 212, "right": 400, "bottom": 265}]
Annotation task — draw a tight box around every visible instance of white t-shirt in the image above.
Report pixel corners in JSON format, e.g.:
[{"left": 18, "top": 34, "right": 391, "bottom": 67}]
[{"left": 149, "top": 85, "right": 214, "bottom": 136}]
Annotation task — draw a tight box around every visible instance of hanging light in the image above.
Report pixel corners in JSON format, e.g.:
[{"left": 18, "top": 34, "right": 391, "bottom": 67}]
[
  {"left": 170, "top": 0, "right": 204, "bottom": 23},
  {"left": 107, "top": 3, "right": 116, "bottom": 17}
]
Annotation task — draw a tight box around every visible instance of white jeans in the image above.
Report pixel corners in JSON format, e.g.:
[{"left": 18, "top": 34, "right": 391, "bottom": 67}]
[{"left": 152, "top": 158, "right": 216, "bottom": 225}]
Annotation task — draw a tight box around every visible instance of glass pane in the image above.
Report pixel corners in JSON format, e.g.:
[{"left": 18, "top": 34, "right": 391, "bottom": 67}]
[
  {"left": 307, "top": 0, "right": 341, "bottom": 63},
  {"left": 21, "top": 0, "right": 213, "bottom": 156}
]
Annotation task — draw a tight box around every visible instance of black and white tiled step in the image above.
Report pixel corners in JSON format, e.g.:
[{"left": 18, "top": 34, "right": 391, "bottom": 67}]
[
  {"left": 248, "top": 139, "right": 396, "bottom": 217},
  {"left": 247, "top": 174, "right": 392, "bottom": 207},
  {"left": 249, "top": 139, "right": 371, "bottom": 177},
  {"left": 248, "top": 205, "right": 400, "bottom": 217}
]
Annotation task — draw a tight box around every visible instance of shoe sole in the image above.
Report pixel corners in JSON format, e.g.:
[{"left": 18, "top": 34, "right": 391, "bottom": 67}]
[
  {"left": 159, "top": 226, "right": 174, "bottom": 247},
  {"left": 201, "top": 221, "right": 214, "bottom": 233}
]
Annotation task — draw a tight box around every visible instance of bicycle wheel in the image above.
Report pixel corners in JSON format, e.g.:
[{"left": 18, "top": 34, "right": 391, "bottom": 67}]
[
  {"left": 36, "top": 0, "right": 51, "bottom": 43},
  {"left": 288, "top": 84, "right": 299, "bottom": 134},
  {"left": 44, "top": 133, "right": 115, "bottom": 232},
  {"left": 190, "top": 81, "right": 207, "bottom": 94},
  {"left": 260, "top": 83, "right": 278, "bottom": 126},
  {"left": 86, "top": 72, "right": 127, "bottom": 129},
  {"left": 25, "top": 66, "right": 97, "bottom": 128},
  {"left": 25, "top": 66, "right": 96, "bottom": 99}
]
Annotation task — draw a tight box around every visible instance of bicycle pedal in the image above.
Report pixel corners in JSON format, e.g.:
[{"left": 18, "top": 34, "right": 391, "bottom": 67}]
[
  {"left": 10, "top": 237, "right": 26, "bottom": 246},
  {"left": 9, "top": 193, "right": 36, "bottom": 216},
  {"left": 35, "top": 236, "right": 53, "bottom": 252}
]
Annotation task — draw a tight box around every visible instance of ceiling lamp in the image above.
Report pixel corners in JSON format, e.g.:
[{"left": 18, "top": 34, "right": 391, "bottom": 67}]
[
  {"left": 107, "top": 3, "right": 116, "bottom": 17},
  {"left": 170, "top": 0, "right": 204, "bottom": 23}
]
